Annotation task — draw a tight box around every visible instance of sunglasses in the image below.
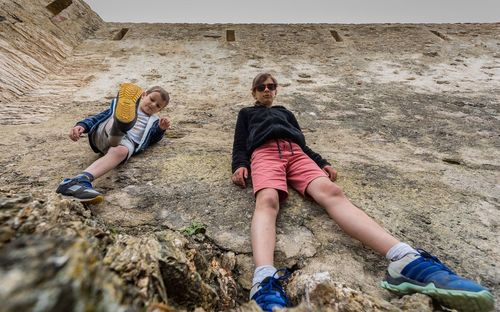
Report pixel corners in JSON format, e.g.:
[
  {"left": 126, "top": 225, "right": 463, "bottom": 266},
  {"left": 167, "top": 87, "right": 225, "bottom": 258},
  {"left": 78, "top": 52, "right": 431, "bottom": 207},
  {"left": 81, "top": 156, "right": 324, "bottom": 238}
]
[{"left": 255, "top": 83, "right": 277, "bottom": 92}]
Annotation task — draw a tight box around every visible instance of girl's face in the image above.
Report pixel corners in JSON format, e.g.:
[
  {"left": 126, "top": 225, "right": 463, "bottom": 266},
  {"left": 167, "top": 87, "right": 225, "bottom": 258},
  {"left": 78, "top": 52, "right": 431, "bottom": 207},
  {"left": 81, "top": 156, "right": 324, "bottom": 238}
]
[
  {"left": 252, "top": 77, "right": 277, "bottom": 107},
  {"left": 139, "top": 91, "right": 168, "bottom": 116}
]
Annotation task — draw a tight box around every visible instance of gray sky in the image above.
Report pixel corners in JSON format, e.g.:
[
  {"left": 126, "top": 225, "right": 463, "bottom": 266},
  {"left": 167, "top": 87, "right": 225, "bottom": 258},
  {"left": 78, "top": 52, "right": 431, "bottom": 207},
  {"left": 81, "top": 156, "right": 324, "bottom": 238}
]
[{"left": 83, "top": 0, "right": 500, "bottom": 24}]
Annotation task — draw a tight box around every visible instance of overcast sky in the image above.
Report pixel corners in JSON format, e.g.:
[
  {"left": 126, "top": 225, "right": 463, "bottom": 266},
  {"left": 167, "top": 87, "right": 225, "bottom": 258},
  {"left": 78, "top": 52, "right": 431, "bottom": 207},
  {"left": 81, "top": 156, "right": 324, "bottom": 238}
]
[{"left": 83, "top": 0, "right": 500, "bottom": 24}]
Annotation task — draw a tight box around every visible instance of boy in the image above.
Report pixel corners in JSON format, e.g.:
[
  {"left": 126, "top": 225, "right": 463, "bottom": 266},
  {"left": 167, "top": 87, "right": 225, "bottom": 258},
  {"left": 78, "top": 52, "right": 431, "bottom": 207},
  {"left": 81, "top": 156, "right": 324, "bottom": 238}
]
[
  {"left": 57, "top": 83, "right": 170, "bottom": 204},
  {"left": 231, "top": 73, "right": 494, "bottom": 312}
]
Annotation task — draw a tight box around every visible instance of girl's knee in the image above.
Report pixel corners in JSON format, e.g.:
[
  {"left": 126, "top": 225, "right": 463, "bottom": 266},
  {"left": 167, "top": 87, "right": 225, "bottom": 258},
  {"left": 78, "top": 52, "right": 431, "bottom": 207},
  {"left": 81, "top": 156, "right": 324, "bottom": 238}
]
[
  {"left": 319, "top": 182, "right": 345, "bottom": 199},
  {"left": 255, "top": 189, "right": 280, "bottom": 211}
]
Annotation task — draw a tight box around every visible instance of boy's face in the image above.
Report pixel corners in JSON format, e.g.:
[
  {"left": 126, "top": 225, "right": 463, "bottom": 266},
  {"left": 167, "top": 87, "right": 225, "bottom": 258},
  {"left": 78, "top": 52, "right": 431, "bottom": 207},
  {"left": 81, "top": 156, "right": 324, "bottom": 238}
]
[
  {"left": 139, "top": 91, "right": 168, "bottom": 116},
  {"left": 252, "top": 77, "right": 277, "bottom": 107}
]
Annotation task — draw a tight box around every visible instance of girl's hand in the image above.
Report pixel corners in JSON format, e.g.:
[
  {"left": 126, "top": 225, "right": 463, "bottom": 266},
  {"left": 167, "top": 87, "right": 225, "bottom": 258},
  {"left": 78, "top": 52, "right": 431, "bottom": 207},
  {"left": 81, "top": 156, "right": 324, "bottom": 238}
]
[
  {"left": 323, "top": 165, "right": 338, "bottom": 182},
  {"left": 69, "top": 125, "right": 85, "bottom": 141},
  {"left": 232, "top": 167, "right": 248, "bottom": 188},
  {"left": 159, "top": 117, "right": 171, "bottom": 130}
]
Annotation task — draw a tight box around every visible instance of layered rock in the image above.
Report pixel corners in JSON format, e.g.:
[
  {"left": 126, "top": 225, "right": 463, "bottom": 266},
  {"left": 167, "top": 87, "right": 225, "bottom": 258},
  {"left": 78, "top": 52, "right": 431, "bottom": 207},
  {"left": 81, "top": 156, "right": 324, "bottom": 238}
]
[{"left": 0, "top": 0, "right": 102, "bottom": 103}]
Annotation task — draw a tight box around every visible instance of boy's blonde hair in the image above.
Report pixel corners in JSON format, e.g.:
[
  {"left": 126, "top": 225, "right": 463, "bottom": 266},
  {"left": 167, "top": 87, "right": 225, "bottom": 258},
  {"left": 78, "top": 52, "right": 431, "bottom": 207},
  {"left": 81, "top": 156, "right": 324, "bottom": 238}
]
[{"left": 146, "top": 86, "right": 170, "bottom": 105}]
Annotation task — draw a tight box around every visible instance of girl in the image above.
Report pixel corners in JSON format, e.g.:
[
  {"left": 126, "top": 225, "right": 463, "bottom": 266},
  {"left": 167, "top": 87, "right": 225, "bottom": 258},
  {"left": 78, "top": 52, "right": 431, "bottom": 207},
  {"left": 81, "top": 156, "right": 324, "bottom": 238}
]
[{"left": 231, "top": 73, "right": 493, "bottom": 312}]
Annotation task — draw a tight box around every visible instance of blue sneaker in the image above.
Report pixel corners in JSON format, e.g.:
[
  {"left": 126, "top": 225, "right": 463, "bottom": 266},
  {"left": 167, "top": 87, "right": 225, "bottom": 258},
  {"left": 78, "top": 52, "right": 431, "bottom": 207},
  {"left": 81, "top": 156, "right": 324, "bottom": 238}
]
[
  {"left": 381, "top": 249, "right": 494, "bottom": 312},
  {"left": 251, "top": 269, "right": 290, "bottom": 312},
  {"left": 56, "top": 176, "right": 103, "bottom": 204}
]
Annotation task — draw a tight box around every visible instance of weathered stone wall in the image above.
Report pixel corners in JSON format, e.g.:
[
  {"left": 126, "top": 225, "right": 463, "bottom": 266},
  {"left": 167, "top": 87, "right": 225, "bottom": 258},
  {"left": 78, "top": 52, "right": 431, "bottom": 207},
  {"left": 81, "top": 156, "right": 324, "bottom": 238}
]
[
  {"left": 0, "top": 0, "right": 102, "bottom": 103},
  {"left": 0, "top": 1, "right": 499, "bottom": 311}
]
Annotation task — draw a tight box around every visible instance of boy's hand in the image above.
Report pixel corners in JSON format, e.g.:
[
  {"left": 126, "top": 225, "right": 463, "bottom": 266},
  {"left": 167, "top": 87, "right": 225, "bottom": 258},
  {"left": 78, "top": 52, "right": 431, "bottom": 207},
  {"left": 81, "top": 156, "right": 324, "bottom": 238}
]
[
  {"left": 159, "top": 117, "right": 170, "bottom": 130},
  {"left": 323, "top": 165, "right": 338, "bottom": 182},
  {"left": 232, "top": 167, "right": 248, "bottom": 188},
  {"left": 69, "top": 125, "right": 85, "bottom": 141}
]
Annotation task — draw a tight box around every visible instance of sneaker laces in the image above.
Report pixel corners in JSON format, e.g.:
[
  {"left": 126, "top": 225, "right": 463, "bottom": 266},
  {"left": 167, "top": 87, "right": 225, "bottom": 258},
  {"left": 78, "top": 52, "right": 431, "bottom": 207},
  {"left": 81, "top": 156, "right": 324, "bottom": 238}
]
[
  {"left": 273, "top": 268, "right": 291, "bottom": 281},
  {"left": 416, "top": 248, "right": 455, "bottom": 275},
  {"left": 251, "top": 268, "right": 291, "bottom": 289},
  {"left": 75, "top": 176, "right": 93, "bottom": 189}
]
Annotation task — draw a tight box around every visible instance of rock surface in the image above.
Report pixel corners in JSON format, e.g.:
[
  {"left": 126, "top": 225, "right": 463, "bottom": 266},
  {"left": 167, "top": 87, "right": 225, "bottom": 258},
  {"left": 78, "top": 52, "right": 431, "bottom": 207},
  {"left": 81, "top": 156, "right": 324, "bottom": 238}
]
[{"left": 0, "top": 0, "right": 499, "bottom": 311}]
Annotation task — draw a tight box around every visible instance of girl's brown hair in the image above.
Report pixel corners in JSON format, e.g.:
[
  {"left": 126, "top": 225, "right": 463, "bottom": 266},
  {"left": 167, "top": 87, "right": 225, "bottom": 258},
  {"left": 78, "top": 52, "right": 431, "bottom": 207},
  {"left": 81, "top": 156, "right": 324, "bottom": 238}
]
[{"left": 251, "top": 73, "right": 278, "bottom": 91}]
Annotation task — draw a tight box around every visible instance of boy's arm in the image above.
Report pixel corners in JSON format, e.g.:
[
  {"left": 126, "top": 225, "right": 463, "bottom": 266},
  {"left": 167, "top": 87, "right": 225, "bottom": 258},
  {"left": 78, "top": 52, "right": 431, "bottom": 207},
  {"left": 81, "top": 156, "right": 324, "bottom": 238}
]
[
  {"left": 231, "top": 109, "right": 250, "bottom": 173},
  {"left": 147, "top": 119, "right": 167, "bottom": 146},
  {"left": 76, "top": 108, "right": 112, "bottom": 133},
  {"left": 69, "top": 125, "right": 86, "bottom": 141},
  {"left": 289, "top": 111, "right": 331, "bottom": 169}
]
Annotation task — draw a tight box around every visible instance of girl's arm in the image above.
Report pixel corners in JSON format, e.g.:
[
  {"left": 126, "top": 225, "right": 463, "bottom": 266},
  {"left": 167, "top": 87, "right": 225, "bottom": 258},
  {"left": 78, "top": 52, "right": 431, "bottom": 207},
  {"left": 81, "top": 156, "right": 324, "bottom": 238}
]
[
  {"left": 289, "top": 111, "right": 331, "bottom": 168},
  {"left": 231, "top": 109, "right": 250, "bottom": 172}
]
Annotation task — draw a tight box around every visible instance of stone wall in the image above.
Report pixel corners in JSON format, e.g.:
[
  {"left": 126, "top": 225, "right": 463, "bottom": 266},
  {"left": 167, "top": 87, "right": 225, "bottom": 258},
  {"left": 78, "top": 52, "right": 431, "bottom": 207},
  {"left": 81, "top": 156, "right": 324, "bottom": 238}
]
[{"left": 0, "top": 0, "right": 102, "bottom": 103}]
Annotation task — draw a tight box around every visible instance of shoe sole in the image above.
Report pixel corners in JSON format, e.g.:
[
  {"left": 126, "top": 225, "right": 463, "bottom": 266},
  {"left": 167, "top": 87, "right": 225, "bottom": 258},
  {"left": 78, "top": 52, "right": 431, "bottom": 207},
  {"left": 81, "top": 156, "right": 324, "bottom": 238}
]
[
  {"left": 381, "top": 281, "right": 494, "bottom": 312},
  {"left": 115, "top": 83, "right": 142, "bottom": 124},
  {"left": 60, "top": 194, "right": 104, "bottom": 205}
]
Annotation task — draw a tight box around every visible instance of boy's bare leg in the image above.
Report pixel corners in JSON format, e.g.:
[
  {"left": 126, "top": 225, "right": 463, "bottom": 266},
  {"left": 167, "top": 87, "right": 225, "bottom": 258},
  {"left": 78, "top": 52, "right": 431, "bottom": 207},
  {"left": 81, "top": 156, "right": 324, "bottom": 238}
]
[
  {"left": 306, "top": 177, "right": 399, "bottom": 255},
  {"left": 84, "top": 145, "right": 129, "bottom": 180},
  {"left": 252, "top": 188, "right": 281, "bottom": 267}
]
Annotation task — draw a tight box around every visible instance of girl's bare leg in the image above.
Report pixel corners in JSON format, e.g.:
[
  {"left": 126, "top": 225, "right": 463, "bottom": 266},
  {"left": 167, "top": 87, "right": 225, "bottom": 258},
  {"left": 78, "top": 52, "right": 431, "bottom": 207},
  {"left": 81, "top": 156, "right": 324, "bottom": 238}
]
[{"left": 306, "top": 177, "right": 399, "bottom": 255}]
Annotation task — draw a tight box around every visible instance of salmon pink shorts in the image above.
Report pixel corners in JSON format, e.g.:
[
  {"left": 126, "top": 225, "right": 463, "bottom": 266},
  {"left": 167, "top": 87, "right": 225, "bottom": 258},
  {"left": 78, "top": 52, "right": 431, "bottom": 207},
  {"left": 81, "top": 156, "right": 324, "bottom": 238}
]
[{"left": 250, "top": 139, "right": 328, "bottom": 200}]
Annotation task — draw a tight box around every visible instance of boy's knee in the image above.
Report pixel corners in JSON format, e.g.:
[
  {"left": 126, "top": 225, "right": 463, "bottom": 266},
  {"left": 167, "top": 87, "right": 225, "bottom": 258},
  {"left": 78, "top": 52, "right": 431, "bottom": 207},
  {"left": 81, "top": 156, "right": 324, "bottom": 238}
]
[{"left": 109, "top": 145, "right": 129, "bottom": 159}]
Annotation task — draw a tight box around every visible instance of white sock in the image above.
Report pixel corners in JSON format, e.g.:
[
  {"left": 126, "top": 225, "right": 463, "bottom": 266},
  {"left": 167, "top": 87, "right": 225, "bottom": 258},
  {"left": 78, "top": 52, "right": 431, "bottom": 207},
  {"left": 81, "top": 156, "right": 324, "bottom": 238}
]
[
  {"left": 250, "top": 265, "right": 277, "bottom": 299},
  {"left": 387, "top": 253, "right": 421, "bottom": 277},
  {"left": 385, "top": 242, "right": 419, "bottom": 261}
]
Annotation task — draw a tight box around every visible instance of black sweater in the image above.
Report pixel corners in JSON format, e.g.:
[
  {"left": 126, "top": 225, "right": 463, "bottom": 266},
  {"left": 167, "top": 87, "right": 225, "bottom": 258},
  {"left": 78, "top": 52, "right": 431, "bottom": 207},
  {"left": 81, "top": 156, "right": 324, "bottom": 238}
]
[{"left": 231, "top": 104, "right": 331, "bottom": 173}]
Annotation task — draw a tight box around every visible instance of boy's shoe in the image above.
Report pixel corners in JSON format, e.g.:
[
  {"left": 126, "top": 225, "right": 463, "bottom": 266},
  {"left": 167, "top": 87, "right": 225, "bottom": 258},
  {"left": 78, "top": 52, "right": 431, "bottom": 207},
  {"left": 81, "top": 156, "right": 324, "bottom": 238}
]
[
  {"left": 56, "top": 176, "right": 103, "bottom": 204},
  {"left": 109, "top": 82, "right": 142, "bottom": 146},
  {"left": 251, "top": 270, "right": 290, "bottom": 312},
  {"left": 381, "top": 249, "right": 494, "bottom": 312}
]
